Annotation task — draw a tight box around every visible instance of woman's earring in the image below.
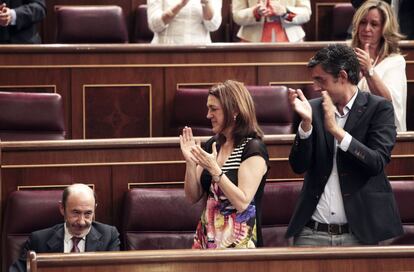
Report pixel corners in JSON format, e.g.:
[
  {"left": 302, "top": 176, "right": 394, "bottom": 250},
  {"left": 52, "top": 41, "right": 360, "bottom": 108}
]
[{"left": 233, "top": 115, "right": 237, "bottom": 121}]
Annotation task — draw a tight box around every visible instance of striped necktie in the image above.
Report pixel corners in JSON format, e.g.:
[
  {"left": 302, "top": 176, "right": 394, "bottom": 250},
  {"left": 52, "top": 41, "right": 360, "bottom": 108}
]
[{"left": 71, "top": 237, "right": 81, "bottom": 253}]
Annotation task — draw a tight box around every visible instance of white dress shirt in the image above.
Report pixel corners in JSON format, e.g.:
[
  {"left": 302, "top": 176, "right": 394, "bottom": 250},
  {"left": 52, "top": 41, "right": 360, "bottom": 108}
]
[
  {"left": 299, "top": 89, "right": 358, "bottom": 224},
  {"left": 63, "top": 224, "right": 90, "bottom": 253},
  {"left": 10, "top": 9, "right": 17, "bottom": 25}
]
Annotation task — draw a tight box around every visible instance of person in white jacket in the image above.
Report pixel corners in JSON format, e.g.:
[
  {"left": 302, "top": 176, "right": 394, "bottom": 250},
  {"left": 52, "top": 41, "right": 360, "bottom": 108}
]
[
  {"left": 232, "top": 0, "right": 311, "bottom": 42},
  {"left": 352, "top": 0, "right": 407, "bottom": 131},
  {"left": 147, "top": 0, "right": 222, "bottom": 44}
]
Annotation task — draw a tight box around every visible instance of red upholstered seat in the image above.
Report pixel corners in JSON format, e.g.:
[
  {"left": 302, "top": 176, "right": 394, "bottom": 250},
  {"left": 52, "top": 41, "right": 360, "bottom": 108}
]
[
  {"left": 261, "top": 182, "right": 302, "bottom": 246},
  {"left": 171, "top": 88, "right": 211, "bottom": 136},
  {"left": 55, "top": 5, "right": 128, "bottom": 43},
  {"left": 383, "top": 181, "right": 414, "bottom": 245},
  {"left": 122, "top": 188, "right": 204, "bottom": 249},
  {"left": 122, "top": 182, "right": 300, "bottom": 248},
  {"left": 122, "top": 182, "right": 301, "bottom": 249},
  {"left": 2, "top": 190, "right": 63, "bottom": 271},
  {"left": 331, "top": 3, "right": 355, "bottom": 40},
  {"left": 169, "top": 85, "right": 295, "bottom": 136},
  {"left": 134, "top": 5, "right": 154, "bottom": 43},
  {"left": 248, "top": 85, "right": 294, "bottom": 134},
  {"left": 0, "top": 92, "right": 66, "bottom": 141},
  {"left": 262, "top": 180, "right": 414, "bottom": 246},
  {"left": 302, "top": 84, "right": 321, "bottom": 100}
]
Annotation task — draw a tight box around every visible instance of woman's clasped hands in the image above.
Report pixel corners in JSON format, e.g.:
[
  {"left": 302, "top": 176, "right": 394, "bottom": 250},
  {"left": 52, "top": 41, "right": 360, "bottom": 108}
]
[
  {"left": 256, "top": 0, "right": 287, "bottom": 18},
  {"left": 179, "top": 126, "right": 220, "bottom": 174}
]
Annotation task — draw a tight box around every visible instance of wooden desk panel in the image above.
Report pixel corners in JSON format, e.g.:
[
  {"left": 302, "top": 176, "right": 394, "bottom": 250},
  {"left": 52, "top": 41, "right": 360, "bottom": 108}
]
[
  {"left": 1, "top": 134, "right": 413, "bottom": 228},
  {"left": 1, "top": 42, "right": 413, "bottom": 138},
  {"left": 29, "top": 246, "right": 414, "bottom": 272}
]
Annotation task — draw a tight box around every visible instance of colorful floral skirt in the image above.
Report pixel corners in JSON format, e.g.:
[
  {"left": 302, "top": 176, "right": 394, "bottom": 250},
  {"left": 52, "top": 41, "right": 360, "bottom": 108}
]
[{"left": 192, "top": 184, "right": 258, "bottom": 249}]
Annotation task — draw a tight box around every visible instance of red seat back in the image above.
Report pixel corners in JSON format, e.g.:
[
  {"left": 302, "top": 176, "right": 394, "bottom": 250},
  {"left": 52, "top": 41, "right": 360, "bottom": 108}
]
[
  {"left": 170, "top": 85, "right": 295, "bottom": 136},
  {"left": 0, "top": 92, "right": 65, "bottom": 141},
  {"left": 56, "top": 5, "right": 128, "bottom": 43},
  {"left": 2, "top": 190, "right": 63, "bottom": 271}
]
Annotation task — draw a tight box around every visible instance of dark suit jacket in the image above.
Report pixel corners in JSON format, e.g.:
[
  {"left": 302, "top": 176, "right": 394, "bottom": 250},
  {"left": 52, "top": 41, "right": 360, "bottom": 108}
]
[
  {"left": 0, "top": 0, "right": 46, "bottom": 44},
  {"left": 286, "top": 91, "right": 404, "bottom": 244},
  {"left": 10, "top": 221, "right": 120, "bottom": 272},
  {"left": 399, "top": 0, "right": 414, "bottom": 40}
]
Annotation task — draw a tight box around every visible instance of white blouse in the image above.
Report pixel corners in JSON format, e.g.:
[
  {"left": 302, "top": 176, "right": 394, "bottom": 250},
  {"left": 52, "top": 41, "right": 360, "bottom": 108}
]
[
  {"left": 147, "top": 0, "right": 222, "bottom": 44},
  {"left": 358, "top": 54, "right": 407, "bottom": 132}
]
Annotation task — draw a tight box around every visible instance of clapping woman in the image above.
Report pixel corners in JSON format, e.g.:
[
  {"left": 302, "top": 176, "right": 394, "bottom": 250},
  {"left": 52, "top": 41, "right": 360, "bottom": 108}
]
[
  {"left": 147, "top": 0, "right": 222, "bottom": 44},
  {"left": 180, "top": 80, "right": 269, "bottom": 249}
]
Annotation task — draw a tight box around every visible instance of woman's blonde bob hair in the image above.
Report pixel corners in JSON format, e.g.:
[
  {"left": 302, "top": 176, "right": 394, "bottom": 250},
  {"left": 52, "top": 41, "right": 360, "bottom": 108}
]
[
  {"left": 351, "top": 0, "right": 405, "bottom": 61},
  {"left": 208, "top": 80, "right": 263, "bottom": 146}
]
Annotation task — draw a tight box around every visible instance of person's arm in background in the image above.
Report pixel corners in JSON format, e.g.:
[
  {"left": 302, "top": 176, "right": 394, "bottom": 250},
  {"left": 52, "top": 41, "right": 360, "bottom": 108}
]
[
  {"left": 201, "top": 0, "right": 222, "bottom": 31},
  {"left": 6, "top": 0, "right": 46, "bottom": 30},
  {"left": 355, "top": 47, "right": 407, "bottom": 131},
  {"left": 233, "top": 0, "right": 266, "bottom": 26},
  {"left": 376, "top": 55, "right": 407, "bottom": 131},
  {"left": 147, "top": 0, "right": 190, "bottom": 33},
  {"left": 355, "top": 46, "right": 406, "bottom": 103},
  {"left": 366, "top": 56, "right": 406, "bottom": 104},
  {"left": 277, "top": 0, "right": 311, "bottom": 25},
  {"left": 354, "top": 44, "right": 407, "bottom": 103}
]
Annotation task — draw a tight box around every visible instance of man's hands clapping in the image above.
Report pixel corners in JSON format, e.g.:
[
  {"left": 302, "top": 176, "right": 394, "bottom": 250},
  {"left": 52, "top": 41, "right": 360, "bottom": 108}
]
[
  {"left": 288, "top": 88, "right": 312, "bottom": 132},
  {"left": 321, "top": 91, "right": 338, "bottom": 134}
]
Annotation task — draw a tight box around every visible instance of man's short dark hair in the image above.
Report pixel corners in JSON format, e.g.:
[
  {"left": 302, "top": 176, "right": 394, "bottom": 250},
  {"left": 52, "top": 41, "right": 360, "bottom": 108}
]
[{"left": 308, "top": 44, "right": 360, "bottom": 85}]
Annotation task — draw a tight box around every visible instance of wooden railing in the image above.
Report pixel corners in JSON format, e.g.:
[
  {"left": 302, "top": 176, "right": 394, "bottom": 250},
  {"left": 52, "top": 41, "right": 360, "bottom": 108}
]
[{"left": 27, "top": 246, "right": 414, "bottom": 272}]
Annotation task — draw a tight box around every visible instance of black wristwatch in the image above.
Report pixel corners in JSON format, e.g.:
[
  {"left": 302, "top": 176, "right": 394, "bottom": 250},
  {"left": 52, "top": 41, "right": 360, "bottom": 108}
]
[{"left": 212, "top": 171, "right": 224, "bottom": 183}]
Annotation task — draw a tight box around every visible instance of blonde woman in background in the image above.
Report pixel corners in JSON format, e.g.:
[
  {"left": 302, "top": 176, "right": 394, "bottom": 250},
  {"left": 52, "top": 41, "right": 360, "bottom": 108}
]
[
  {"left": 352, "top": 0, "right": 407, "bottom": 131},
  {"left": 232, "top": 0, "right": 311, "bottom": 42},
  {"left": 147, "top": 0, "right": 222, "bottom": 44}
]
